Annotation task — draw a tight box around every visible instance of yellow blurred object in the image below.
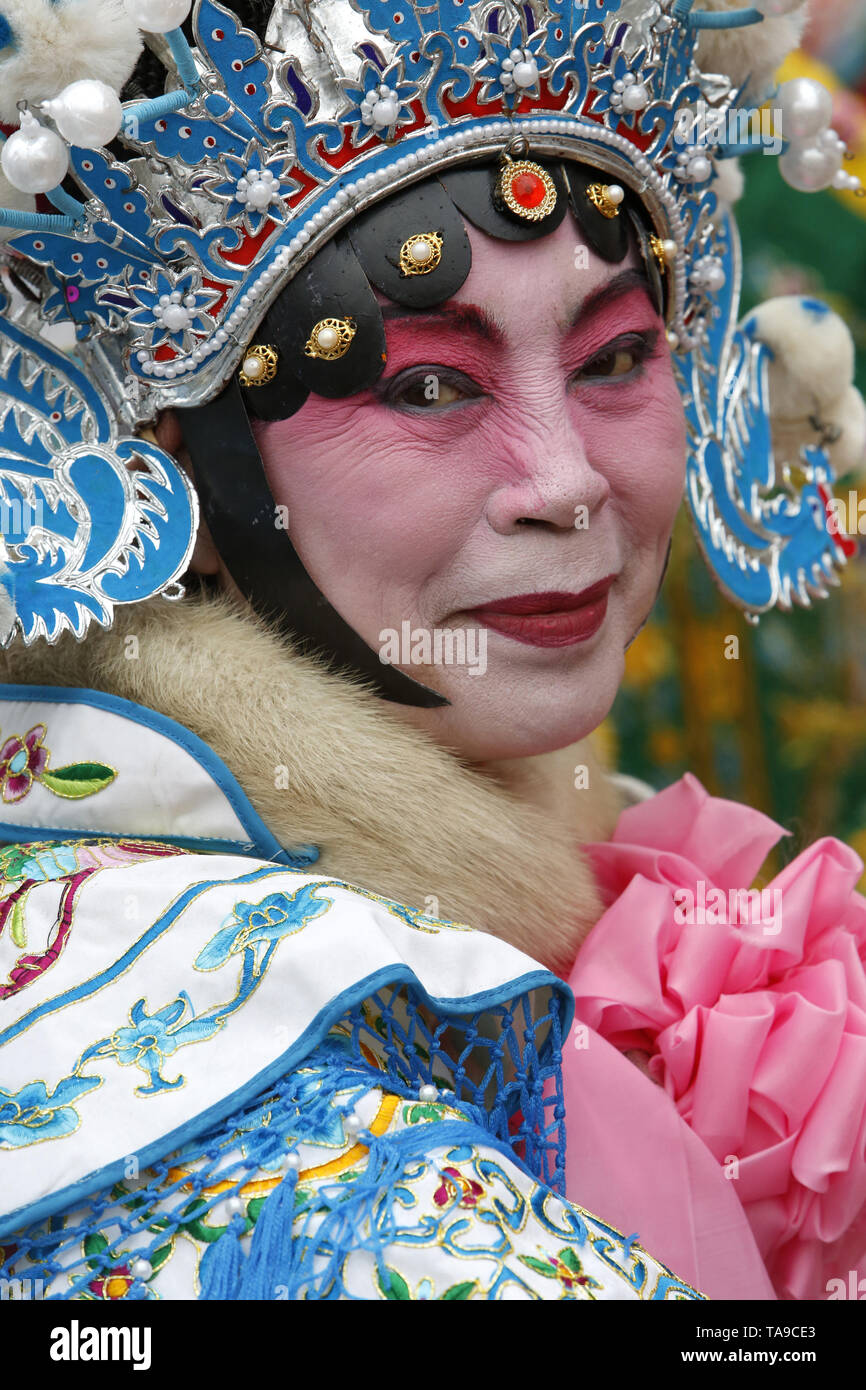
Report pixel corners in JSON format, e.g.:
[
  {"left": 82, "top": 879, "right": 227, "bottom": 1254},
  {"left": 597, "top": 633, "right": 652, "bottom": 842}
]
[
  {"left": 593, "top": 719, "right": 619, "bottom": 771},
  {"left": 776, "top": 697, "right": 866, "bottom": 761},
  {"left": 848, "top": 830, "right": 866, "bottom": 894},
  {"left": 623, "top": 623, "right": 674, "bottom": 690},
  {"left": 681, "top": 621, "right": 746, "bottom": 723},
  {"left": 649, "top": 726, "right": 682, "bottom": 766}
]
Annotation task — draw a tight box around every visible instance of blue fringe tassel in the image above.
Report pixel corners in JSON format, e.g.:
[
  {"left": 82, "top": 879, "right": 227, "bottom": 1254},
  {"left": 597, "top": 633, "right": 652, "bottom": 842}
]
[
  {"left": 236, "top": 1169, "right": 300, "bottom": 1300},
  {"left": 198, "top": 1214, "right": 249, "bottom": 1300}
]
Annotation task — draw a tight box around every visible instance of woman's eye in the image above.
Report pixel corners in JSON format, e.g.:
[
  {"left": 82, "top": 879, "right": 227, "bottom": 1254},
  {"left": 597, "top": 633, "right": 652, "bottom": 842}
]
[
  {"left": 581, "top": 345, "right": 643, "bottom": 379},
  {"left": 382, "top": 372, "right": 481, "bottom": 410}
]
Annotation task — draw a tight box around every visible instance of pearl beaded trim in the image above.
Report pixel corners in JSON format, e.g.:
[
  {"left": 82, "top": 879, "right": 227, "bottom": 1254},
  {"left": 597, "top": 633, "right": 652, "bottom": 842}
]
[{"left": 131, "top": 111, "right": 700, "bottom": 395}]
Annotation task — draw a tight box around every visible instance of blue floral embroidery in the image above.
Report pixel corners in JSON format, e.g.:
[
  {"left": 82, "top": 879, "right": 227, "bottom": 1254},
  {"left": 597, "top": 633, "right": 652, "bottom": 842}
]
[
  {"left": 0, "top": 1076, "right": 100, "bottom": 1147},
  {"left": 195, "top": 883, "right": 332, "bottom": 971},
  {"left": 93, "top": 993, "right": 225, "bottom": 1096}
]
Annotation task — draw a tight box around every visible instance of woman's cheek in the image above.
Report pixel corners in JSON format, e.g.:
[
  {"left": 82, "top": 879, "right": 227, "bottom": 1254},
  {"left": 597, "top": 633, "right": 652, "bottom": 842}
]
[
  {"left": 587, "top": 372, "right": 686, "bottom": 526},
  {"left": 255, "top": 407, "right": 482, "bottom": 585}
]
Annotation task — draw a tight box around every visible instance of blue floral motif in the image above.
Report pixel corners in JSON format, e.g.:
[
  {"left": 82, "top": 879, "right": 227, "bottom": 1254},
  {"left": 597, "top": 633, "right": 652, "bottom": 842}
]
[
  {"left": 475, "top": 24, "right": 548, "bottom": 106},
  {"left": 109, "top": 268, "right": 222, "bottom": 353},
  {"left": 195, "top": 883, "right": 333, "bottom": 972},
  {"left": 105, "top": 994, "right": 224, "bottom": 1095},
  {"left": 340, "top": 56, "right": 420, "bottom": 139},
  {"left": 0, "top": 1076, "right": 100, "bottom": 1148},
  {"left": 203, "top": 139, "right": 300, "bottom": 236},
  {"left": 74, "top": 993, "right": 225, "bottom": 1098},
  {"left": 590, "top": 44, "right": 657, "bottom": 130}
]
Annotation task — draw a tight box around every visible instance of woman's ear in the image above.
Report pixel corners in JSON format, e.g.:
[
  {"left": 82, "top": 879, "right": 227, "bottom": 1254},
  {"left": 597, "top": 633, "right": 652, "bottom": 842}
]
[{"left": 155, "top": 409, "right": 221, "bottom": 577}]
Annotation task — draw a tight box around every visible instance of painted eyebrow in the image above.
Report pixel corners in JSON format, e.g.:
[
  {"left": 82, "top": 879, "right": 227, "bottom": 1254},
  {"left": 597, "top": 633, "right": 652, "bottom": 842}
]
[
  {"left": 572, "top": 268, "right": 656, "bottom": 329},
  {"left": 379, "top": 268, "right": 655, "bottom": 346},
  {"left": 380, "top": 301, "right": 506, "bottom": 347}
]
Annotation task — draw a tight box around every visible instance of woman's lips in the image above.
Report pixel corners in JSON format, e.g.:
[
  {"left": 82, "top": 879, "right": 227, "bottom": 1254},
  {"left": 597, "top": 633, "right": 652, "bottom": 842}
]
[{"left": 465, "top": 579, "right": 615, "bottom": 648}]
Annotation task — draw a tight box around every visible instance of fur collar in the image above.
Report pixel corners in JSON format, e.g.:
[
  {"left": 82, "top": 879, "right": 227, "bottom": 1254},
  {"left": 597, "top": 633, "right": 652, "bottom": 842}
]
[{"left": 0, "top": 592, "right": 621, "bottom": 971}]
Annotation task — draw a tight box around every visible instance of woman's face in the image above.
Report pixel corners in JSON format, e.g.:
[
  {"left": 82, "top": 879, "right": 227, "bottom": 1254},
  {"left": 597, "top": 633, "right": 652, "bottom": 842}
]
[{"left": 252, "top": 215, "right": 686, "bottom": 760}]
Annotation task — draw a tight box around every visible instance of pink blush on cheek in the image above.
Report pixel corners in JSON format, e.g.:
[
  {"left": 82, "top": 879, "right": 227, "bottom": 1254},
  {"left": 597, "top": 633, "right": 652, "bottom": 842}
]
[{"left": 251, "top": 401, "right": 483, "bottom": 583}]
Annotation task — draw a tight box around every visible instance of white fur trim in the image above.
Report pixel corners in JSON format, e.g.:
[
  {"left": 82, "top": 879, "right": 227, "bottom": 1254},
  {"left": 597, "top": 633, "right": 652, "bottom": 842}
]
[
  {"left": 694, "top": 0, "right": 809, "bottom": 103},
  {"left": 0, "top": 594, "right": 619, "bottom": 972},
  {"left": 0, "top": 0, "right": 142, "bottom": 124},
  {"left": 712, "top": 156, "right": 745, "bottom": 208}
]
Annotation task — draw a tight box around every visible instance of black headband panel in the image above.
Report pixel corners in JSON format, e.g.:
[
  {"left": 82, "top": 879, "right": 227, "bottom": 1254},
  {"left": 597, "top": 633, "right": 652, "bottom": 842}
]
[
  {"left": 348, "top": 176, "right": 473, "bottom": 309},
  {"left": 563, "top": 162, "right": 631, "bottom": 263},
  {"left": 239, "top": 352, "right": 310, "bottom": 423},
  {"left": 438, "top": 158, "right": 569, "bottom": 243},
  {"left": 242, "top": 159, "right": 655, "bottom": 423},
  {"left": 262, "top": 232, "right": 388, "bottom": 399},
  {"left": 626, "top": 205, "right": 666, "bottom": 318}
]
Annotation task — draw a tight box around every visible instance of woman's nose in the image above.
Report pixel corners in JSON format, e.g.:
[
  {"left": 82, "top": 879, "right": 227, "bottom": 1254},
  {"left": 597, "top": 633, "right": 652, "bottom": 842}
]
[{"left": 484, "top": 408, "right": 612, "bottom": 535}]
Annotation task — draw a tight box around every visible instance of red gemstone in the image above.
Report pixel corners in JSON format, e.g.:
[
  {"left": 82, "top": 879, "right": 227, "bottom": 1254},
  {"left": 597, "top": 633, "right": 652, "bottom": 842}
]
[{"left": 511, "top": 170, "right": 547, "bottom": 209}]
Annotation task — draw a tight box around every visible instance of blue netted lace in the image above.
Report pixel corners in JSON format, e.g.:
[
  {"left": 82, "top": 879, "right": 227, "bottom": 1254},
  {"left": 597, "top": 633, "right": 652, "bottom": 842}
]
[{"left": 0, "top": 979, "right": 567, "bottom": 1300}]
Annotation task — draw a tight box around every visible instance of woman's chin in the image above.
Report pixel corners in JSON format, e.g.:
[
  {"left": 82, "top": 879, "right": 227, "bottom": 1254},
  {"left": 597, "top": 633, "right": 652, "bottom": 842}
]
[{"left": 392, "top": 638, "right": 625, "bottom": 762}]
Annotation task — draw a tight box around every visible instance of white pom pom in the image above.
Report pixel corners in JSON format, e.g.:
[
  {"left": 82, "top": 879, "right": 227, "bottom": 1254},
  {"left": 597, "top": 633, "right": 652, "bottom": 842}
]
[
  {"left": 745, "top": 296, "right": 866, "bottom": 474},
  {"left": 747, "top": 296, "right": 856, "bottom": 418},
  {"left": 690, "top": 0, "right": 810, "bottom": 104},
  {"left": 713, "top": 157, "right": 745, "bottom": 208},
  {"left": 772, "top": 386, "right": 866, "bottom": 477},
  {"left": 0, "top": 1, "right": 143, "bottom": 125},
  {"left": 755, "top": 0, "right": 808, "bottom": 14}
]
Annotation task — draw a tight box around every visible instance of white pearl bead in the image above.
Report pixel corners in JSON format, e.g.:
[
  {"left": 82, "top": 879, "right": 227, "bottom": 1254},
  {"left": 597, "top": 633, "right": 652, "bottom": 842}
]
[
  {"left": 43, "top": 80, "right": 123, "bottom": 149},
  {"left": 512, "top": 59, "right": 538, "bottom": 90},
  {"left": 162, "top": 304, "right": 190, "bottom": 331},
  {"left": 623, "top": 82, "right": 649, "bottom": 112},
  {"left": 371, "top": 98, "right": 398, "bottom": 129},
  {"left": 344, "top": 1111, "right": 363, "bottom": 1135},
  {"left": 123, "top": 0, "right": 192, "bottom": 34},
  {"left": 661, "top": 238, "right": 678, "bottom": 261},
  {"left": 226, "top": 1196, "right": 245, "bottom": 1216},
  {"left": 777, "top": 77, "right": 834, "bottom": 142},
  {"left": 689, "top": 156, "right": 712, "bottom": 182},
  {"left": 606, "top": 184, "right": 625, "bottom": 206},
  {"left": 419, "top": 1084, "right": 438, "bottom": 1103},
  {"left": 817, "top": 127, "right": 845, "bottom": 154},
  {"left": 779, "top": 139, "right": 842, "bottom": 192},
  {"left": 410, "top": 238, "right": 433, "bottom": 263},
  {"left": 248, "top": 182, "right": 274, "bottom": 209},
  {"left": 316, "top": 326, "right": 338, "bottom": 350},
  {"left": 131, "top": 1258, "right": 152, "bottom": 1280},
  {"left": 284, "top": 1151, "right": 301, "bottom": 1170},
  {"left": 0, "top": 111, "right": 69, "bottom": 194},
  {"left": 243, "top": 355, "right": 265, "bottom": 378}
]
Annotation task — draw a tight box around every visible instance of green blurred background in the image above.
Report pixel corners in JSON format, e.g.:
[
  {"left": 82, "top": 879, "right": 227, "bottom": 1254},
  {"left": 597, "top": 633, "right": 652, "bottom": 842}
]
[{"left": 607, "top": 8, "right": 866, "bottom": 879}]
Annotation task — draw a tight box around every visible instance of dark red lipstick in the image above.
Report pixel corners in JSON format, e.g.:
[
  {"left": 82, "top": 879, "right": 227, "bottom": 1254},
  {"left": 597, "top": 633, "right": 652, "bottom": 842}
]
[{"left": 466, "top": 578, "right": 615, "bottom": 648}]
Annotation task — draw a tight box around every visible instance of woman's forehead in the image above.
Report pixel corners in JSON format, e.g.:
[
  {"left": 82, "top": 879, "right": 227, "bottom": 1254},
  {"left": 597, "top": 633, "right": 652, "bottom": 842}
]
[{"left": 375, "top": 221, "right": 648, "bottom": 341}]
